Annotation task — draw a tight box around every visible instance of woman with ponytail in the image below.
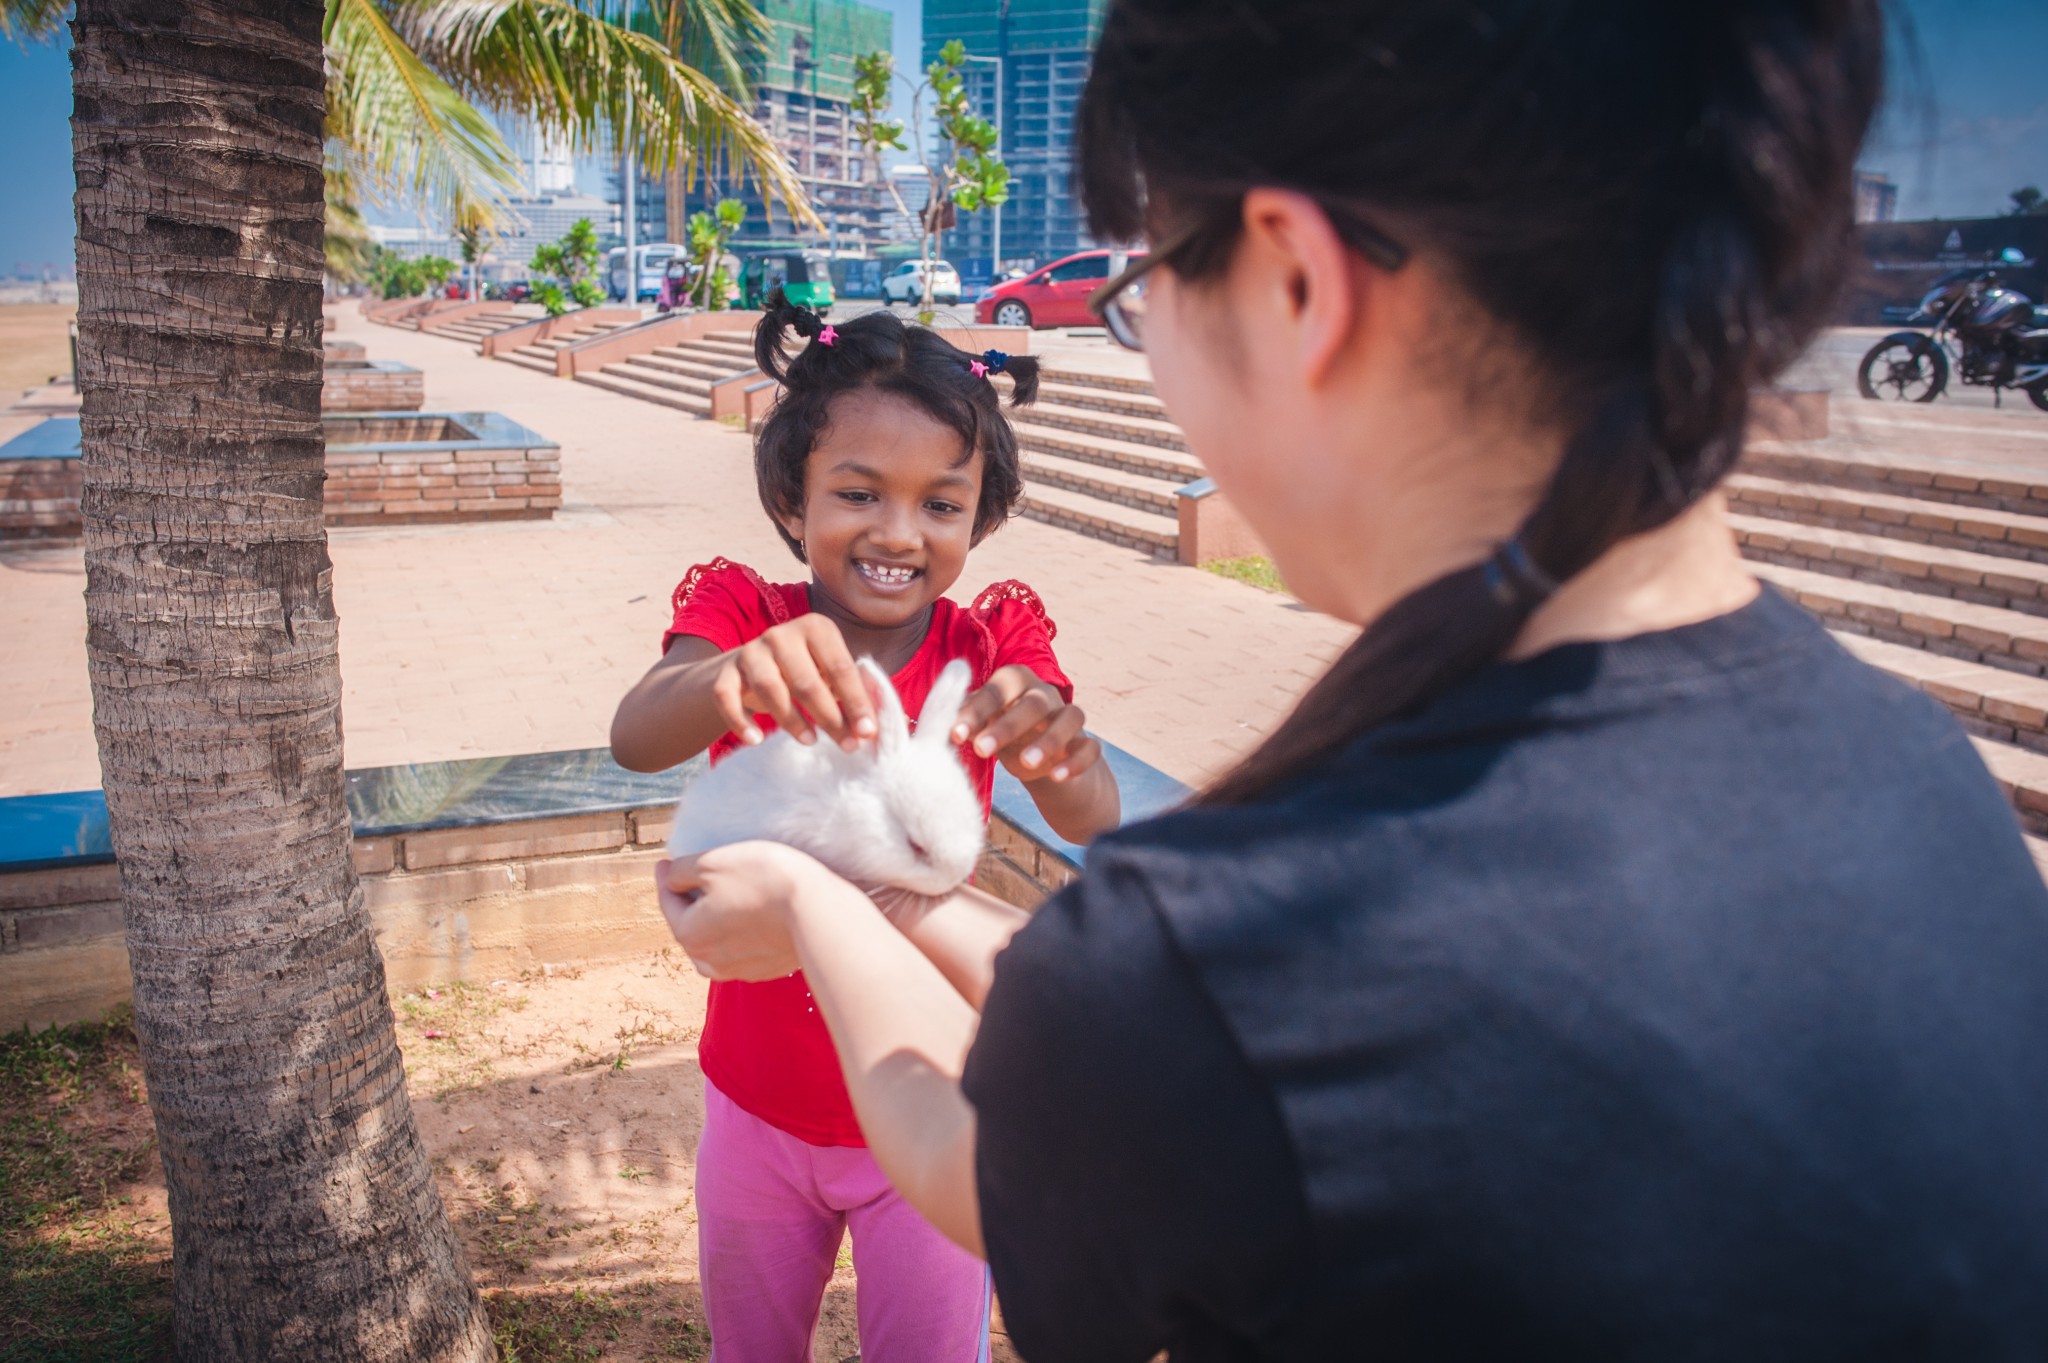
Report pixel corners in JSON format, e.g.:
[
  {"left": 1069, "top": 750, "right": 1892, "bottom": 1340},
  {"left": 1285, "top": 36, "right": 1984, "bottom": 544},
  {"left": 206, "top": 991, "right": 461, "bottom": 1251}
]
[{"left": 661, "top": 5, "right": 2048, "bottom": 1357}]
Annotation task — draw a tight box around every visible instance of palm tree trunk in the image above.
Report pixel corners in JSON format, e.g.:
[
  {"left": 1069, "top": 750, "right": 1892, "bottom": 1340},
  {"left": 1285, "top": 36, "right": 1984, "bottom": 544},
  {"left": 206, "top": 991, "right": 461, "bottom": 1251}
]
[{"left": 71, "top": 3, "right": 493, "bottom": 1359}]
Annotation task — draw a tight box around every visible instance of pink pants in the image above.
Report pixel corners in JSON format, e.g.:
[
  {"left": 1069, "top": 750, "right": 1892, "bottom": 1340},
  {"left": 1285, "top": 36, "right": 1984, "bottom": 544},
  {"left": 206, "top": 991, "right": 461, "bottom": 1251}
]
[{"left": 697, "top": 1080, "right": 991, "bottom": 1363}]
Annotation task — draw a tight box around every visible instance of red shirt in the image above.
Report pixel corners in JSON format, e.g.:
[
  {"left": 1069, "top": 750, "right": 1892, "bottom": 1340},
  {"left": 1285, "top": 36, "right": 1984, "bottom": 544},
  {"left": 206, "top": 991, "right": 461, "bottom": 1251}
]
[{"left": 664, "top": 557, "right": 1073, "bottom": 1146}]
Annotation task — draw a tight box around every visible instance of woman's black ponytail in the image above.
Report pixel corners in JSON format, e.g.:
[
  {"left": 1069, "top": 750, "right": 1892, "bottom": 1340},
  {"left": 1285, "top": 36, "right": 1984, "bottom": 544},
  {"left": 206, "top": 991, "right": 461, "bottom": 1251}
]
[{"left": 1076, "top": 0, "right": 1883, "bottom": 805}]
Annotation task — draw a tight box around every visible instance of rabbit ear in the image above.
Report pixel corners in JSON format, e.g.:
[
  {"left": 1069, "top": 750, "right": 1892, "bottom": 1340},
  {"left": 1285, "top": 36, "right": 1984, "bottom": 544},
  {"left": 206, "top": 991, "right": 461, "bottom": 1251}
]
[
  {"left": 916, "top": 659, "right": 974, "bottom": 748},
  {"left": 859, "top": 657, "right": 910, "bottom": 754}
]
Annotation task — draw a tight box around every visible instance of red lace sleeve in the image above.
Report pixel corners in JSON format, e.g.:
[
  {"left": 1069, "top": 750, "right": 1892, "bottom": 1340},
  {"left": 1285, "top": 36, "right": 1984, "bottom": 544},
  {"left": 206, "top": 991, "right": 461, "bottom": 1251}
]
[
  {"left": 970, "top": 581, "right": 1074, "bottom": 701},
  {"left": 662, "top": 558, "right": 796, "bottom": 654}
]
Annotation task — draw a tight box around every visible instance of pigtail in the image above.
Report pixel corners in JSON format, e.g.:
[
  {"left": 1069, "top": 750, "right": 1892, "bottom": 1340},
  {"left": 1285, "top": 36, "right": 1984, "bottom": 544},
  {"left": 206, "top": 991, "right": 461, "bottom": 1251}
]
[
  {"left": 1001, "top": 354, "right": 1042, "bottom": 407},
  {"left": 753, "top": 287, "right": 799, "bottom": 381},
  {"left": 754, "top": 286, "right": 830, "bottom": 382}
]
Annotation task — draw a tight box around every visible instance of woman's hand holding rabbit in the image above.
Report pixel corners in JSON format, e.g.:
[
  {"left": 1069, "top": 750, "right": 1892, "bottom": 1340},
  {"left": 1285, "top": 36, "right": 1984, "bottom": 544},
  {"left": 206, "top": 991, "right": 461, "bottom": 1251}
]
[
  {"left": 951, "top": 664, "right": 1101, "bottom": 785},
  {"left": 658, "top": 843, "right": 850, "bottom": 981},
  {"left": 713, "top": 616, "right": 877, "bottom": 752}
]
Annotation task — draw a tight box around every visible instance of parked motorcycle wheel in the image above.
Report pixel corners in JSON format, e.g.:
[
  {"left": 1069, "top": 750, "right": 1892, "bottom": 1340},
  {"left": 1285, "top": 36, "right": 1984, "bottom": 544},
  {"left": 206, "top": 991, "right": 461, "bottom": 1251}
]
[
  {"left": 2030, "top": 383, "right": 2048, "bottom": 413},
  {"left": 1857, "top": 332, "right": 1948, "bottom": 403}
]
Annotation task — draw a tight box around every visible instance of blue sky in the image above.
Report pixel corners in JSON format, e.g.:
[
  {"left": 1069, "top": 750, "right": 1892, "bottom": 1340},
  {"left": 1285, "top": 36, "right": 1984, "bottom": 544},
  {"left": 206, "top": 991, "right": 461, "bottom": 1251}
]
[{"left": 3, "top": 0, "right": 2044, "bottom": 276}]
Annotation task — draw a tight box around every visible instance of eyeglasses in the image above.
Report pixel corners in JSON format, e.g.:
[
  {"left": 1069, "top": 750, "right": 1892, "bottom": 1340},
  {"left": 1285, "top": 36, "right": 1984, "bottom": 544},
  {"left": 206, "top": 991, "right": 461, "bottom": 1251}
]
[{"left": 1088, "top": 210, "right": 1410, "bottom": 353}]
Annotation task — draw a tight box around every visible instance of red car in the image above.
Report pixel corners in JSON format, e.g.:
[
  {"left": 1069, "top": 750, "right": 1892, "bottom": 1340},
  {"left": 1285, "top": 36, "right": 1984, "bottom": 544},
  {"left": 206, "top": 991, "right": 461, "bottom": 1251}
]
[{"left": 974, "top": 248, "right": 1146, "bottom": 329}]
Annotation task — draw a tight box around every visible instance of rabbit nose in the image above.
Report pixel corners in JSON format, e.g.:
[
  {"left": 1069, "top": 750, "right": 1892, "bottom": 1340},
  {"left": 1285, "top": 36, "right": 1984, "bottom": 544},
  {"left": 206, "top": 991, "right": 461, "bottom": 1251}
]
[{"left": 907, "top": 838, "right": 931, "bottom": 863}]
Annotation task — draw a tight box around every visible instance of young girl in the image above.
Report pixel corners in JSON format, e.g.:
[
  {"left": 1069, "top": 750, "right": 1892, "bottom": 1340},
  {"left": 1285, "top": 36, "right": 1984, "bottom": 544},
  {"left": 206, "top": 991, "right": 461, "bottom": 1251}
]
[{"left": 611, "top": 293, "right": 1120, "bottom": 1362}]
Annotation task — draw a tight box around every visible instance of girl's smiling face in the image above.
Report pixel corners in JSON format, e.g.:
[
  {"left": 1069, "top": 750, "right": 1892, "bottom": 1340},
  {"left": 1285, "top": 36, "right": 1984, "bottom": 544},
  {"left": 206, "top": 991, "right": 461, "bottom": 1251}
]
[{"left": 780, "top": 389, "right": 984, "bottom": 628}]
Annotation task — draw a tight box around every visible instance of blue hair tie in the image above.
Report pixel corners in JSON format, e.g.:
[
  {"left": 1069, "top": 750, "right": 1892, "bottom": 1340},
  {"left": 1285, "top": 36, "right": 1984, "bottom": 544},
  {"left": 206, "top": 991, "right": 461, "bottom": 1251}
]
[{"left": 979, "top": 349, "right": 1009, "bottom": 376}]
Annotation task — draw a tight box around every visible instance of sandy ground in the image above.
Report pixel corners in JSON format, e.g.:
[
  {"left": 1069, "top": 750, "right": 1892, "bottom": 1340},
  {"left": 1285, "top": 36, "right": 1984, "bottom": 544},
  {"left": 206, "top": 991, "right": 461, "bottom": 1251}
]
[
  {"left": 34, "top": 955, "right": 1024, "bottom": 1362},
  {"left": 0, "top": 302, "right": 76, "bottom": 400}
]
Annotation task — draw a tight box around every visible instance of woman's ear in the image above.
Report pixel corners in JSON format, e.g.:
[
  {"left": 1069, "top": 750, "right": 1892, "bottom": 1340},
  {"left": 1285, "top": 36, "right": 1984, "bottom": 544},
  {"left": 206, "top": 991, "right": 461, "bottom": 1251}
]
[{"left": 1237, "top": 188, "right": 1370, "bottom": 391}]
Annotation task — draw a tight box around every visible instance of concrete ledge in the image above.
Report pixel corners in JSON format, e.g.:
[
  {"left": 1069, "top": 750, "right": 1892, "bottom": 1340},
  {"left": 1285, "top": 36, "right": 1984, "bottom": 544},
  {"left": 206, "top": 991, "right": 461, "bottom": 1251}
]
[
  {"left": 710, "top": 368, "right": 764, "bottom": 421},
  {"left": 744, "top": 379, "right": 779, "bottom": 433},
  {"left": 1175, "top": 477, "right": 1270, "bottom": 566},
  {"left": 0, "top": 741, "right": 1190, "bottom": 1030},
  {"left": 323, "top": 359, "right": 425, "bottom": 413}
]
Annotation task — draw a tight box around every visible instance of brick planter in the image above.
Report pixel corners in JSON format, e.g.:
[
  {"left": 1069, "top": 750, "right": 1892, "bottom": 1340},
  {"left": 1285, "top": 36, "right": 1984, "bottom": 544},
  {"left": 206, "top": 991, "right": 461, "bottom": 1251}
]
[
  {"left": 322, "top": 358, "right": 425, "bottom": 412},
  {"left": 324, "top": 337, "right": 366, "bottom": 362},
  {"left": 0, "top": 418, "right": 83, "bottom": 540},
  {"left": 323, "top": 410, "right": 562, "bottom": 525}
]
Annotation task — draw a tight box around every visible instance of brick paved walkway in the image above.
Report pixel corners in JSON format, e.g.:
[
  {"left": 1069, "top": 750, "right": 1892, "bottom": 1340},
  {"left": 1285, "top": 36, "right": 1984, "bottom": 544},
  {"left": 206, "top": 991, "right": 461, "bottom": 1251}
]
[{"left": 0, "top": 308, "right": 1352, "bottom": 798}]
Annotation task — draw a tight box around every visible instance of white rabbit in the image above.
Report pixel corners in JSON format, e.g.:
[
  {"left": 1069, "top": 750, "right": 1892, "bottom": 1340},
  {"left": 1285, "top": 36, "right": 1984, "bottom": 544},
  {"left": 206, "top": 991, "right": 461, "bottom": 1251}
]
[{"left": 665, "top": 657, "right": 985, "bottom": 896}]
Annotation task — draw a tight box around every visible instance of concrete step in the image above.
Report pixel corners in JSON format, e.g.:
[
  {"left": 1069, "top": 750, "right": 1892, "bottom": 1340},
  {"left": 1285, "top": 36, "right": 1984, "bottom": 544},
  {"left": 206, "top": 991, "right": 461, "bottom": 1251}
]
[
  {"left": 497, "top": 349, "right": 559, "bottom": 375},
  {"left": 1970, "top": 736, "right": 2048, "bottom": 837},
  {"left": 1020, "top": 400, "right": 1189, "bottom": 453},
  {"left": 1756, "top": 563, "right": 2048, "bottom": 676},
  {"left": 1746, "top": 443, "right": 2048, "bottom": 520},
  {"left": 1836, "top": 632, "right": 2048, "bottom": 753},
  {"left": 646, "top": 348, "right": 744, "bottom": 381},
  {"left": 1012, "top": 418, "right": 1203, "bottom": 484},
  {"left": 1731, "top": 513, "right": 2048, "bottom": 619},
  {"left": 1033, "top": 379, "right": 1170, "bottom": 421},
  {"left": 1037, "top": 364, "right": 1157, "bottom": 397},
  {"left": 511, "top": 344, "right": 560, "bottom": 366},
  {"left": 1022, "top": 450, "right": 1183, "bottom": 516},
  {"left": 609, "top": 358, "right": 714, "bottom": 398},
  {"left": 1725, "top": 473, "right": 2048, "bottom": 565},
  {"left": 574, "top": 367, "right": 711, "bottom": 415},
  {"left": 688, "top": 336, "right": 756, "bottom": 360},
  {"left": 1019, "top": 480, "right": 1178, "bottom": 557},
  {"left": 660, "top": 342, "right": 758, "bottom": 375}
]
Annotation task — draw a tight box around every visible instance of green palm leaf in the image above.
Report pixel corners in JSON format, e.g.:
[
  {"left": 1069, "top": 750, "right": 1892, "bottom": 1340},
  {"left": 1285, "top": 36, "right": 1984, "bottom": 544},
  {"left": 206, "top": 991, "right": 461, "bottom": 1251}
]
[
  {"left": 0, "top": 0, "right": 67, "bottom": 44},
  {"left": 391, "top": 0, "right": 818, "bottom": 228},
  {"left": 325, "top": 0, "right": 525, "bottom": 230}
]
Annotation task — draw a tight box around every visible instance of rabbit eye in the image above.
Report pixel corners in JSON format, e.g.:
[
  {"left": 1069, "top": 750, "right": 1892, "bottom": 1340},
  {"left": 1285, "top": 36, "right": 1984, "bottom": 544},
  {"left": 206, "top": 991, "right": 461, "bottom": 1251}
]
[{"left": 907, "top": 838, "right": 931, "bottom": 863}]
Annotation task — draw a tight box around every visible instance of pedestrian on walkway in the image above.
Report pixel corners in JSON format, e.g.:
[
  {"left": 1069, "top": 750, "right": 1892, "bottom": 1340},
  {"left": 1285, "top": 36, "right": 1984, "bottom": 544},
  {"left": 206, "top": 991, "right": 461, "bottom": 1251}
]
[
  {"left": 612, "top": 291, "right": 1121, "bottom": 1361},
  {"left": 657, "top": 2, "right": 2048, "bottom": 1358}
]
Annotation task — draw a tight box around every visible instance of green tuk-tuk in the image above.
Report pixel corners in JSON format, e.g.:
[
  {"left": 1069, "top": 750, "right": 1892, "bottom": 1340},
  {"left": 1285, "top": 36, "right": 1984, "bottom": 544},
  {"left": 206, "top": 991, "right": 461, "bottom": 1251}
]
[{"left": 737, "top": 250, "right": 836, "bottom": 313}]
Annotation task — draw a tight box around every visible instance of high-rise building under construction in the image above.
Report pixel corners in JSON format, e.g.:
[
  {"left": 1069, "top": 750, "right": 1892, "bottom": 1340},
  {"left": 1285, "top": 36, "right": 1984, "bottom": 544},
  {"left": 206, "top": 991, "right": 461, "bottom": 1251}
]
[
  {"left": 923, "top": 0, "right": 1108, "bottom": 274},
  {"left": 668, "top": 0, "right": 896, "bottom": 253}
]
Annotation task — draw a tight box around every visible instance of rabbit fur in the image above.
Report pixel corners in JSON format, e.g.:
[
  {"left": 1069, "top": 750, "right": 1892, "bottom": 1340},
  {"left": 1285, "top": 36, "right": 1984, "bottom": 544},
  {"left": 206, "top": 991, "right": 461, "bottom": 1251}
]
[{"left": 665, "top": 657, "right": 985, "bottom": 896}]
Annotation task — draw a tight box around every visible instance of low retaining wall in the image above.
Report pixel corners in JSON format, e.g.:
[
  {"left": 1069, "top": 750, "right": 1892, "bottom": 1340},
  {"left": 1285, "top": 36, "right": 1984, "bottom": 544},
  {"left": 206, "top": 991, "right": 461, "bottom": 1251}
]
[
  {"left": 323, "top": 359, "right": 425, "bottom": 412},
  {"left": 324, "top": 411, "right": 561, "bottom": 525},
  {"left": 0, "top": 417, "right": 84, "bottom": 540},
  {"left": 0, "top": 744, "right": 1188, "bottom": 1031},
  {"left": 324, "top": 338, "right": 367, "bottom": 362}
]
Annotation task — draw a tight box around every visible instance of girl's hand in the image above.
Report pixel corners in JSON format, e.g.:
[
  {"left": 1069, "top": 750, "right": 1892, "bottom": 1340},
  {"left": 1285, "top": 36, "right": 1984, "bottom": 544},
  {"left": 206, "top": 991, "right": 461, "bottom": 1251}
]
[
  {"left": 950, "top": 665, "right": 1102, "bottom": 785},
  {"left": 658, "top": 842, "right": 834, "bottom": 981},
  {"left": 713, "top": 615, "right": 874, "bottom": 750}
]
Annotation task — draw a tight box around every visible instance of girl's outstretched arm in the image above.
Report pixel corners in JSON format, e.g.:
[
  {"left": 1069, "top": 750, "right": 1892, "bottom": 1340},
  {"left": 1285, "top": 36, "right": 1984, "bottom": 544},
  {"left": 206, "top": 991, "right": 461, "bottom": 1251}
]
[{"left": 659, "top": 845, "right": 990, "bottom": 1257}]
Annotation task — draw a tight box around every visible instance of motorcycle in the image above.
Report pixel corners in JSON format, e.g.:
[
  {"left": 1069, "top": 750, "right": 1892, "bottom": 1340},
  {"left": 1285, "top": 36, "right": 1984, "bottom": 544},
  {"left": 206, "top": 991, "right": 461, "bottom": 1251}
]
[{"left": 1858, "top": 248, "right": 2048, "bottom": 412}]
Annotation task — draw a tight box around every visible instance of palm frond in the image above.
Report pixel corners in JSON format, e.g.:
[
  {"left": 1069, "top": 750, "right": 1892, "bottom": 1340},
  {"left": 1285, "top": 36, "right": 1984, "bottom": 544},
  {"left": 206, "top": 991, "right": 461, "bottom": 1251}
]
[
  {"left": 392, "top": 0, "right": 818, "bottom": 229},
  {"left": 0, "top": 0, "right": 67, "bottom": 44},
  {"left": 324, "top": 155, "right": 377, "bottom": 281},
  {"left": 637, "top": 0, "right": 763, "bottom": 103},
  {"left": 324, "top": 0, "right": 525, "bottom": 231}
]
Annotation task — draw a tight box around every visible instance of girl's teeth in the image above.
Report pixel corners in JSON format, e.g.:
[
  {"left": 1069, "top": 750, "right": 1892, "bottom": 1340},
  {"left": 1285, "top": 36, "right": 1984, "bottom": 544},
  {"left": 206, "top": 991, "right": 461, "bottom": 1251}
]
[{"left": 862, "top": 563, "right": 916, "bottom": 584}]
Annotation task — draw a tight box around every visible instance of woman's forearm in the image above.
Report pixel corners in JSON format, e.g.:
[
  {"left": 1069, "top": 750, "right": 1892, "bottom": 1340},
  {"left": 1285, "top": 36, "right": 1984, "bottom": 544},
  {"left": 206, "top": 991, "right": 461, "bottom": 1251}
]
[
  {"left": 786, "top": 868, "right": 988, "bottom": 1258},
  {"left": 886, "top": 883, "right": 1032, "bottom": 1009}
]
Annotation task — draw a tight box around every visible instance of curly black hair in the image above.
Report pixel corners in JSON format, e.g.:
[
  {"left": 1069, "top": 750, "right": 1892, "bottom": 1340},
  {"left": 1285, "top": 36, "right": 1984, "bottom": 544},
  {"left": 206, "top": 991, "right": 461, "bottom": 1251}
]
[{"left": 752, "top": 289, "right": 1042, "bottom": 563}]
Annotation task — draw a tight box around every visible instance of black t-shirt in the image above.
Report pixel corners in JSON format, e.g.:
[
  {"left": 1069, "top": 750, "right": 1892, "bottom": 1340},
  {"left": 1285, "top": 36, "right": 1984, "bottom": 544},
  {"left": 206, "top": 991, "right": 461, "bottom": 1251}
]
[{"left": 963, "top": 589, "right": 2048, "bottom": 1362}]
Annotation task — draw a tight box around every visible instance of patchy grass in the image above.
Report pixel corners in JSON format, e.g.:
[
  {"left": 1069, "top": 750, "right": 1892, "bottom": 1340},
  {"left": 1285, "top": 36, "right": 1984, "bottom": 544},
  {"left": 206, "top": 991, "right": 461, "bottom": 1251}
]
[
  {"left": 1202, "top": 554, "right": 1287, "bottom": 593},
  {"left": 397, "top": 980, "right": 530, "bottom": 1101},
  {"left": 487, "top": 1281, "right": 707, "bottom": 1362},
  {"left": 0, "top": 1009, "right": 172, "bottom": 1363}
]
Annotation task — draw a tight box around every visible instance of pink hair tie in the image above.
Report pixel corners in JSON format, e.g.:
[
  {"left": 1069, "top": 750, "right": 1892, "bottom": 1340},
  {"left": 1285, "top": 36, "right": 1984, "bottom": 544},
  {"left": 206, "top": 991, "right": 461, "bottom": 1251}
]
[
  {"left": 969, "top": 359, "right": 989, "bottom": 378},
  {"left": 818, "top": 324, "right": 838, "bottom": 346}
]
